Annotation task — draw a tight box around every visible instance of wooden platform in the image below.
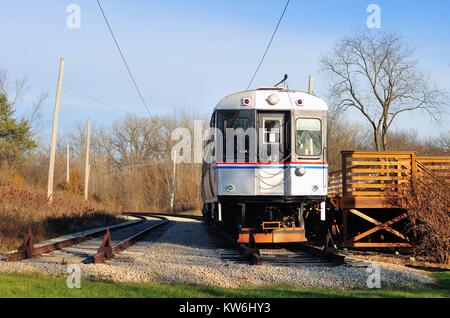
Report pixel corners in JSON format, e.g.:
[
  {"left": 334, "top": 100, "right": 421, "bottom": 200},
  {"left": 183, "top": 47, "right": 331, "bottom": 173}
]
[{"left": 328, "top": 151, "right": 450, "bottom": 248}]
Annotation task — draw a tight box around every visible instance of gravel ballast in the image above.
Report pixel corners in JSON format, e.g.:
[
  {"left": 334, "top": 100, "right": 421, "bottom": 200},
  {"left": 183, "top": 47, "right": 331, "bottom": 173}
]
[{"left": 0, "top": 216, "right": 433, "bottom": 289}]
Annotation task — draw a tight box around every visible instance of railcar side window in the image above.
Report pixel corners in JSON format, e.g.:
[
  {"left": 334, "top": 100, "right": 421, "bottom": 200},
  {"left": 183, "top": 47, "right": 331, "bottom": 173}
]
[{"left": 296, "top": 118, "right": 321, "bottom": 156}]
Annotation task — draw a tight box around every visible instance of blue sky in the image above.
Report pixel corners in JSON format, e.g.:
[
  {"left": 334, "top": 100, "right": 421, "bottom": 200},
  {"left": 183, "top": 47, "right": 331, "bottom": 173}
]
[{"left": 0, "top": 0, "right": 449, "bottom": 138}]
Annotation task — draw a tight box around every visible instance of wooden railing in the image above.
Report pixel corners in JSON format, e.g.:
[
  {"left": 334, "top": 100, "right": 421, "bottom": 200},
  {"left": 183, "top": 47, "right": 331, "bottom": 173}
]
[
  {"left": 328, "top": 151, "right": 450, "bottom": 199},
  {"left": 417, "top": 157, "right": 450, "bottom": 183}
]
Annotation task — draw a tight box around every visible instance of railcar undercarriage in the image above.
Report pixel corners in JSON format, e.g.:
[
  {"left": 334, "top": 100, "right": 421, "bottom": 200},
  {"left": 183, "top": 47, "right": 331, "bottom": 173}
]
[{"left": 203, "top": 199, "right": 326, "bottom": 244}]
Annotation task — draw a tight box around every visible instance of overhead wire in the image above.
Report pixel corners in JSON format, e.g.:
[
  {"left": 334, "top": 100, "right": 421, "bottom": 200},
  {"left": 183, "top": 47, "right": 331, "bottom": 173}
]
[
  {"left": 96, "top": 0, "right": 152, "bottom": 118},
  {"left": 62, "top": 85, "right": 131, "bottom": 114},
  {"left": 246, "top": 0, "right": 290, "bottom": 90}
]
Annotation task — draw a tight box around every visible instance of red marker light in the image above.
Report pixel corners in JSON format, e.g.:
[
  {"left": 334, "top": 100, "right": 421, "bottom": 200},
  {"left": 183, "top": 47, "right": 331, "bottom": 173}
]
[
  {"left": 296, "top": 99, "right": 303, "bottom": 106},
  {"left": 242, "top": 98, "right": 251, "bottom": 106}
]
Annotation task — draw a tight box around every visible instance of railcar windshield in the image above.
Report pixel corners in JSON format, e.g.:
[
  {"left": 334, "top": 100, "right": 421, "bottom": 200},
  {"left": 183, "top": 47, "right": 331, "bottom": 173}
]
[
  {"left": 296, "top": 118, "right": 322, "bottom": 156},
  {"left": 217, "top": 110, "right": 255, "bottom": 162}
]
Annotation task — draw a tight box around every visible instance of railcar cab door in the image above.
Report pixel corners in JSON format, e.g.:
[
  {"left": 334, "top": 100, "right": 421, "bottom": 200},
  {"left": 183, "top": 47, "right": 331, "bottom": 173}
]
[
  {"left": 291, "top": 110, "right": 328, "bottom": 197},
  {"left": 257, "top": 112, "right": 290, "bottom": 195}
]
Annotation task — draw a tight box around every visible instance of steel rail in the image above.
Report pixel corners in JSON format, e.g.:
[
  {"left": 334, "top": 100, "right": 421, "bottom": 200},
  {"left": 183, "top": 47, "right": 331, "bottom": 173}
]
[
  {"left": 297, "top": 243, "right": 346, "bottom": 265},
  {"left": 219, "top": 228, "right": 261, "bottom": 265},
  {"left": 4, "top": 216, "right": 146, "bottom": 262},
  {"left": 126, "top": 212, "right": 204, "bottom": 221},
  {"left": 91, "top": 216, "right": 169, "bottom": 263}
]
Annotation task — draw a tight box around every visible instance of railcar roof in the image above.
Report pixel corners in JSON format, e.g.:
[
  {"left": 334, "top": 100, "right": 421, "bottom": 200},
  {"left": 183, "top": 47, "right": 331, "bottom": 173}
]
[{"left": 214, "top": 87, "right": 328, "bottom": 111}]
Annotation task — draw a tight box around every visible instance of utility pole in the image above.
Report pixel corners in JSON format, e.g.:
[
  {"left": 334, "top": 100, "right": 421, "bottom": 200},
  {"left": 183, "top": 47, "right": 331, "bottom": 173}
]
[
  {"left": 308, "top": 75, "right": 314, "bottom": 95},
  {"left": 66, "top": 144, "right": 70, "bottom": 184},
  {"left": 84, "top": 119, "right": 91, "bottom": 201},
  {"left": 47, "top": 58, "right": 65, "bottom": 203},
  {"left": 170, "top": 151, "right": 177, "bottom": 214}
]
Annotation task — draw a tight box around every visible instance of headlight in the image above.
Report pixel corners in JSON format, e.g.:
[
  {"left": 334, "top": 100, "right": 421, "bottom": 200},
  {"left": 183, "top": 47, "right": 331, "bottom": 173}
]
[
  {"left": 295, "top": 166, "right": 306, "bottom": 177},
  {"left": 266, "top": 94, "right": 280, "bottom": 105}
]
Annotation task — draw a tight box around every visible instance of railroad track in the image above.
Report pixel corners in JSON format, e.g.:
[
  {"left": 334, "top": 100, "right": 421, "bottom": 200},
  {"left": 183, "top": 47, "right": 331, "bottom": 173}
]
[
  {"left": 256, "top": 247, "right": 336, "bottom": 267},
  {"left": 3, "top": 215, "right": 169, "bottom": 264},
  {"left": 203, "top": 222, "right": 346, "bottom": 267},
  {"left": 90, "top": 215, "right": 169, "bottom": 263},
  {"left": 132, "top": 214, "right": 339, "bottom": 268},
  {"left": 129, "top": 214, "right": 347, "bottom": 267},
  {"left": 217, "top": 241, "right": 345, "bottom": 267},
  {"left": 3, "top": 211, "right": 345, "bottom": 267}
]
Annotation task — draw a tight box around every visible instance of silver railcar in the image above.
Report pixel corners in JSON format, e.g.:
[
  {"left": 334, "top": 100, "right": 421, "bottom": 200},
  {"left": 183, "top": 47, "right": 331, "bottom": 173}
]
[{"left": 201, "top": 87, "right": 328, "bottom": 243}]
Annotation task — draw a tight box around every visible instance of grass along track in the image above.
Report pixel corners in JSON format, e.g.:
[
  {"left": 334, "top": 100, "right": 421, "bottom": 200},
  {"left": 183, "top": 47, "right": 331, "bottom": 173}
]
[
  {"left": 0, "top": 182, "right": 121, "bottom": 252},
  {"left": 0, "top": 272, "right": 448, "bottom": 298}
]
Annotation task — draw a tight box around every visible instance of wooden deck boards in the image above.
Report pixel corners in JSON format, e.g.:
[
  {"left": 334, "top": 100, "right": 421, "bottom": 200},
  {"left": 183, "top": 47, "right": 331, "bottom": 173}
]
[{"left": 327, "top": 151, "right": 449, "bottom": 248}]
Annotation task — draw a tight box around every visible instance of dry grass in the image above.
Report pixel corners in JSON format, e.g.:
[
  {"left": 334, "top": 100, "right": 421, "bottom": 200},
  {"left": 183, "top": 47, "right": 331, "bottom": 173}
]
[
  {"left": 0, "top": 179, "right": 120, "bottom": 252},
  {"left": 87, "top": 162, "right": 202, "bottom": 213}
]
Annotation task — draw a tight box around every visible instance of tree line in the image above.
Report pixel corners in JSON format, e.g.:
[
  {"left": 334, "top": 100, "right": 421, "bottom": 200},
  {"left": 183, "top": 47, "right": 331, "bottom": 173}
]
[{"left": 1, "top": 30, "right": 449, "bottom": 212}]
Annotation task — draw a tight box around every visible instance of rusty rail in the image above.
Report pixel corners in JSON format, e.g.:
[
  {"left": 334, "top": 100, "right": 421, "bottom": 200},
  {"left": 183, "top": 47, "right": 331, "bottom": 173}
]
[
  {"left": 126, "top": 212, "right": 203, "bottom": 221},
  {"left": 219, "top": 228, "right": 261, "bottom": 265},
  {"left": 297, "top": 243, "right": 346, "bottom": 266},
  {"left": 4, "top": 217, "right": 145, "bottom": 262},
  {"left": 92, "top": 216, "right": 169, "bottom": 263}
]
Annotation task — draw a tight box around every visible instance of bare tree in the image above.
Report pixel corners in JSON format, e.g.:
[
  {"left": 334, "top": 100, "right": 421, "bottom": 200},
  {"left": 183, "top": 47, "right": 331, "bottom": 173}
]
[
  {"left": 327, "top": 109, "right": 372, "bottom": 170},
  {"left": 435, "top": 131, "right": 450, "bottom": 155},
  {"left": 321, "top": 31, "right": 447, "bottom": 151},
  {"left": 26, "top": 91, "right": 49, "bottom": 135}
]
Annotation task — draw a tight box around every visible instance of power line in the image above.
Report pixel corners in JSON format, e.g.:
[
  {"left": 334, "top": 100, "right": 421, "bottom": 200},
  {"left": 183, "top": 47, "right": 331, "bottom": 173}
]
[
  {"left": 62, "top": 85, "right": 131, "bottom": 114},
  {"left": 246, "top": 0, "right": 290, "bottom": 90},
  {"left": 96, "top": 0, "right": 152, "bottom": 118}
]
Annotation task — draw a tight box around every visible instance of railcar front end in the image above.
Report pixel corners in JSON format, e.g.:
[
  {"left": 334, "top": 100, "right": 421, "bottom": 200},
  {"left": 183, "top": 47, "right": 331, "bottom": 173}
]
[{"left": 201, "top": 87, "right": 328, "bottom": 244}]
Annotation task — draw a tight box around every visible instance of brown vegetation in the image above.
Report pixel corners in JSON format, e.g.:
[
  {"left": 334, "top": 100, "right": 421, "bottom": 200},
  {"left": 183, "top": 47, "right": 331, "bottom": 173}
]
[
  {"left": 1, "top": 110, "right": 204, "bottom": 251},
  {"left": 5, "top": 111, "right": 203, "bottom": 215},
  {"left": 388, "top": 176, "right": 450, "bottom": 265},
  {"left": 0, "top": 169, "right": 120, "bottom": 252},
  {"left": 62, "top": 112, "right": 204, "bottom": 213}
]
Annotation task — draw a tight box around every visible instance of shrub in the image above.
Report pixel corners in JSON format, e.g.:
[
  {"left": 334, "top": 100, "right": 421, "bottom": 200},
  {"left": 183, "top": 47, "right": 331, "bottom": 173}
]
[{"left": 389, "top": 177, "right": 450, "bottom": 265}]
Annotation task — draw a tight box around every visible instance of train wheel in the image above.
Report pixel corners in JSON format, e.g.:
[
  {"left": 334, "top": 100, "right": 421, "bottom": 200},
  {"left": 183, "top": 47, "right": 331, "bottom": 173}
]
[{"left": 221, "top": 203, "right": 240, "bottom": 241}]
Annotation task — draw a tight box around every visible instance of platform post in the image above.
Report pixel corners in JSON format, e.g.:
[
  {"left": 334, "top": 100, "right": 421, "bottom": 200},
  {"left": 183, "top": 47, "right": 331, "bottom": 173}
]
[
  {"left": 341, "top": 151, "right": 348, "bottom": 197},
  {"left": 411, "top": 152, "right": 418, "bottom": 185},
  {"left": 343, "top": 209, "right": 348, "bottom": 247}
]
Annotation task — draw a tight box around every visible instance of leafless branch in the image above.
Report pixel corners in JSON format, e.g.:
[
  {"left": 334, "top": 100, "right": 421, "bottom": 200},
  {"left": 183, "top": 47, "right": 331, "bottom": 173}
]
[{"left": 321, "top": 30, "right": 448, "bottom": 150}]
